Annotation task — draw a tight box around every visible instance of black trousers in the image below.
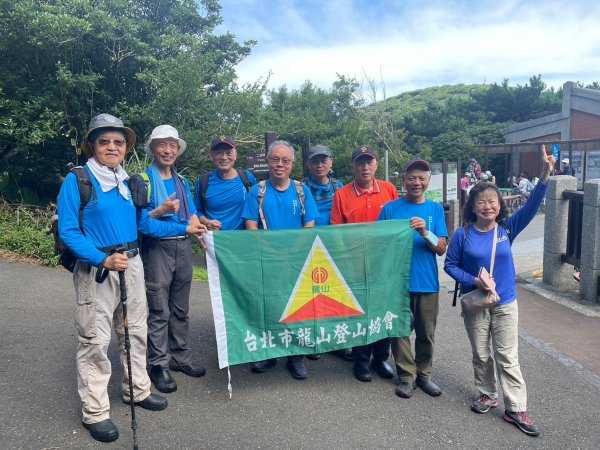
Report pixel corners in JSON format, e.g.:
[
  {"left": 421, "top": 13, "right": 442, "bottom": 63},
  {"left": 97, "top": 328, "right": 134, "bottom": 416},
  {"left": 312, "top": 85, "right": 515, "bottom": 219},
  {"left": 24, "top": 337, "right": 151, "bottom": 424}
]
[{"left": 352, "top": 338, "right": 390, "bottom": 366}]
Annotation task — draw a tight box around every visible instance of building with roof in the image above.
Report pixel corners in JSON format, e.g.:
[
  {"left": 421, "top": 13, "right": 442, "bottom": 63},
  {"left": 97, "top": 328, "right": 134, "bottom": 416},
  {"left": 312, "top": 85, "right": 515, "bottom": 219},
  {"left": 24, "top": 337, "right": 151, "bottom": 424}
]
[{"left": 483, "top": 82, "right": 600, "bottom": 188}]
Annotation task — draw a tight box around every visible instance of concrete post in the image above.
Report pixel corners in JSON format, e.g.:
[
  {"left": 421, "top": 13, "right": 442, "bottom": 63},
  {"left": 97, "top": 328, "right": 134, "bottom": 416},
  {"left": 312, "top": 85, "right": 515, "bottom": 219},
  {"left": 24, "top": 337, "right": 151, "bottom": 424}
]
[
  {"left": 580, "top": 179, "right": 600, "bottom": 302},
  {"left": 543, "top": 175, "right": 578, "bottom": 289}
]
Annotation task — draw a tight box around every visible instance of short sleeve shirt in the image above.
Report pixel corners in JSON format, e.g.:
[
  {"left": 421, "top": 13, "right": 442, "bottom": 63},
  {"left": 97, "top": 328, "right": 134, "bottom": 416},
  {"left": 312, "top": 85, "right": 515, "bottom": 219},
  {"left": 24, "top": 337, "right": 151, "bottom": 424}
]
[
  {"left": 242, "top": 180, "right": 319, "bottom": 230},
  {"left": 330, "top": 179, "right": 398, "bottom": 224},
  {"left": 378, "top": 197, "right": 448, "bottom": 292}
]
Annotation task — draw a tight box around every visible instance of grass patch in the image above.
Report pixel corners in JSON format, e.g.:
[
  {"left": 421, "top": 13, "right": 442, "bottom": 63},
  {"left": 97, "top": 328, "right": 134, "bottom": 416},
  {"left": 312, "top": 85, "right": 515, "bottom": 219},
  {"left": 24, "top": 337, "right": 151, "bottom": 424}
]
[
  {"left": 0, "top": 201, "right": 58, "bottom": 265},
  {"left": 193, "top": 266, "right": 208, "bottom": 282}
]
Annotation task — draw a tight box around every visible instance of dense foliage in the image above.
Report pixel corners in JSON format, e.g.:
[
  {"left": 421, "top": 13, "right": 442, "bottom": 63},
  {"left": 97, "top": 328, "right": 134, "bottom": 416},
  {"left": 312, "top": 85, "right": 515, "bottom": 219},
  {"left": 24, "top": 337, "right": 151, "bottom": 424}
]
[{"left": 1, "top": 0, "right": 597, "bottom": 207}]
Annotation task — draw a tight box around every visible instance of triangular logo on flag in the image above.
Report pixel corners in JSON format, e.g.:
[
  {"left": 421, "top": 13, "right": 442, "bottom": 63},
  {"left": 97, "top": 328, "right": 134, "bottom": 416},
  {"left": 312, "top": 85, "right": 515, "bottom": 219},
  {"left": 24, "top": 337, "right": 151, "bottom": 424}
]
[{"left": 280, "top": 235, "right": 364, "bottom": 323}]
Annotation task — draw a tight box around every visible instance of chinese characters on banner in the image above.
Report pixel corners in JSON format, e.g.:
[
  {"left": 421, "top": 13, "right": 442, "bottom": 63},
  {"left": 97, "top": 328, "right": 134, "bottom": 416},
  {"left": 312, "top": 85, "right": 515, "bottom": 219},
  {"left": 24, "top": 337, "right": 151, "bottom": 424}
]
[{"left": 205, "top": 220, "right": 413, "bottom": 368}]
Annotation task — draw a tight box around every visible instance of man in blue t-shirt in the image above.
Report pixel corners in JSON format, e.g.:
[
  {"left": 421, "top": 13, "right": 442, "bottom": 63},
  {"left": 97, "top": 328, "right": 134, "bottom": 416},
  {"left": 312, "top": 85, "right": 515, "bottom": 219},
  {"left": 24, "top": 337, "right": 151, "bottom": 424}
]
[
  {"left": 242, "top": 140, "right": 319, "bottom": 379},
  {"left": 194, "top": 136, "right": 257, "bottom": 231},
  {"left": 303, "top": 144, "right": 343, "bottom": 227},
  {"left": 378, "top": 159, "right": 448, "bottom": 400}
]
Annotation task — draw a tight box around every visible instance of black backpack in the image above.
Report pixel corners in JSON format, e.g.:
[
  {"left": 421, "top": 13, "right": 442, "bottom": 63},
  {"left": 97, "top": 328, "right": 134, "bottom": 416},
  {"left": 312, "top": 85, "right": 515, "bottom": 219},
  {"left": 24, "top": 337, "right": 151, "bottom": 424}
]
[
  {"left": 50, "top": 167, "right": 95, "bottom": 272},
  {"left": 197, "top": 168, "right": 253, "bottom": 210}
]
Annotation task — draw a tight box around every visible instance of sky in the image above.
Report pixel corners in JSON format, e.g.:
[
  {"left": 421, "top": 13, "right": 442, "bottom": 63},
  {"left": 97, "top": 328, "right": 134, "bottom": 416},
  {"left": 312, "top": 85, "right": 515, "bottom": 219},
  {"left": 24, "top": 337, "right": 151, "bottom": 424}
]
[{"left": 216, "top": 0, "right": 600, "bottom": 97}]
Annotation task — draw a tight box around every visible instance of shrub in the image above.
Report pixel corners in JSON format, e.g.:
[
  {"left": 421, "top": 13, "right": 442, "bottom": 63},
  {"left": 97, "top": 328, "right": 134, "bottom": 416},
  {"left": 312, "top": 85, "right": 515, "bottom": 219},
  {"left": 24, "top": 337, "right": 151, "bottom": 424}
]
[{"left": 0, "top": 200, "right": 58, "bottom": 265}]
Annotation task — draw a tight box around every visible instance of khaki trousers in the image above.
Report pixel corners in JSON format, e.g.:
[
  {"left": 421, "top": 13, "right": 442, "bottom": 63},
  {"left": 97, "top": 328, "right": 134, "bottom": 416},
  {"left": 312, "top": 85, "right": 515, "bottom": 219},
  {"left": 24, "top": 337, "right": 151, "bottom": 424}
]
[
  {"left": 73, "top": 255, "right": 151, "bottom": 424},
  {"left": 463, "top": 300, "right": 527, "bottom": 412},
  {"left": 392, "top": 292, "right": 439, "bottom": 382}
]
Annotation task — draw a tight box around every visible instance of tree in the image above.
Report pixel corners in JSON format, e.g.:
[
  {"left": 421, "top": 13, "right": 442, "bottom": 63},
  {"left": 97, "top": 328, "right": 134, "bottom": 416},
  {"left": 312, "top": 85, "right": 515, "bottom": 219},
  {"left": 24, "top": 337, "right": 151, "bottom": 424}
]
[{"left": 0, "top": 0, "right": 254, "bottom": 202}]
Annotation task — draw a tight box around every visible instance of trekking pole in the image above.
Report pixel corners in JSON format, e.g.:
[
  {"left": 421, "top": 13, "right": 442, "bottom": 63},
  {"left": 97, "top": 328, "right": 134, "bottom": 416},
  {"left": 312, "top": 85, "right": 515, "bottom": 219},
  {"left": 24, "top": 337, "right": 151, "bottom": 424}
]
[{"left": 115, "top": 249, "right": 140, "bottom": 450}]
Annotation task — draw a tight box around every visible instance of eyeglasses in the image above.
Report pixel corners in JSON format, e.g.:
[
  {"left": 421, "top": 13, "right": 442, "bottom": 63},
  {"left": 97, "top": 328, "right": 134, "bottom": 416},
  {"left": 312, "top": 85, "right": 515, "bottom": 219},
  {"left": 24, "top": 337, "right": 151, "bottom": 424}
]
[
  {"left": 268, "top": 157, "right": 293, "bottom": 165},
  {"left": 97, "top": 138, "right": 127, "bottom": 147}
]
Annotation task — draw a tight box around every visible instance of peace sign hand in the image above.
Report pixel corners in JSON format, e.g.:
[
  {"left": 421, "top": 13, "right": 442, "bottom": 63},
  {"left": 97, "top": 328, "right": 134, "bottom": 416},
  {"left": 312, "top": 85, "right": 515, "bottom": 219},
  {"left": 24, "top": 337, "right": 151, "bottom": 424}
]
[{"left": 540, "top": 144, "right": 556, "bottom": 182}]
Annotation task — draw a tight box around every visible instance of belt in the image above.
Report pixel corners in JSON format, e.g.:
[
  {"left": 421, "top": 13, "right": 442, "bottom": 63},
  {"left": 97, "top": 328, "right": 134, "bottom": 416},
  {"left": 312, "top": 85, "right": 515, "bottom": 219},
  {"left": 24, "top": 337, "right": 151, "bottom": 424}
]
[
  {"left": 99, "top": 240, "right": 139, "bottom": 258},
  {"left": 153, "top": 235, "right": 189, "bottom": 241}
]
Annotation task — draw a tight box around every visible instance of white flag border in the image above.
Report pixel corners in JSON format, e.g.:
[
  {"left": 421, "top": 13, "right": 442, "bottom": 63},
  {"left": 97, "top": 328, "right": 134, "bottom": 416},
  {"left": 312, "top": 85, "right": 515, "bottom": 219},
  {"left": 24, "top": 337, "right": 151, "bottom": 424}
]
[{"left": 205, "top": 231, "right": 229, "bottom": 369}]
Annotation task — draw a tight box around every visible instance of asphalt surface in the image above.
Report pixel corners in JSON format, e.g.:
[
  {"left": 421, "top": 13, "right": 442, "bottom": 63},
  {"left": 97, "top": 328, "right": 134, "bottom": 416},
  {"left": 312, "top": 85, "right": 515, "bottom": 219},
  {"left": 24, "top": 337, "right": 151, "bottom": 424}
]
[{"left": 1, "top": 214, "right": 599, "bottom": 449}]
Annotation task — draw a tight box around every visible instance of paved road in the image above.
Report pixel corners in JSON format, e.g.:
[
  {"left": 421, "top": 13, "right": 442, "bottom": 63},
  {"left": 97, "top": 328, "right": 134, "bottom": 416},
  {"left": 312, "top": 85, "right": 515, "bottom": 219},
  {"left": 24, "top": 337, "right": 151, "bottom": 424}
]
[{"left": 1, "top": 217, "right": 600, "bottom": 449}]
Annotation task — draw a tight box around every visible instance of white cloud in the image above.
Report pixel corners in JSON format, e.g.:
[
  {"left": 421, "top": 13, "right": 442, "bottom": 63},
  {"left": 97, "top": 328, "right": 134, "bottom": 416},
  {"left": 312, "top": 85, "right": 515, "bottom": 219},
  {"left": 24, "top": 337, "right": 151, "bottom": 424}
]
[{"left": 219, "top": 0, "right": 600, "bottom": 95}]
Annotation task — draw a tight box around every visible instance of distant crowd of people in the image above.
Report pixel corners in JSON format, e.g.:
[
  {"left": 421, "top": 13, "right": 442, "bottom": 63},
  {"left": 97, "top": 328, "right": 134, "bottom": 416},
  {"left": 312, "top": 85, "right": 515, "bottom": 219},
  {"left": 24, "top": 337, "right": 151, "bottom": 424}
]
[{"left": 460, "top": 158, "right": 496, "bottom": 196}]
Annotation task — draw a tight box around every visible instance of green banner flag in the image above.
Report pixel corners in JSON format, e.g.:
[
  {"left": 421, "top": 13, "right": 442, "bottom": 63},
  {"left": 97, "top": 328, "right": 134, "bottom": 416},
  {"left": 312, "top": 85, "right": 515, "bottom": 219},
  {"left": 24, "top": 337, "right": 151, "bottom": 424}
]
[{"left": 205, "top": 220, "right": 413, "bottom": 368}]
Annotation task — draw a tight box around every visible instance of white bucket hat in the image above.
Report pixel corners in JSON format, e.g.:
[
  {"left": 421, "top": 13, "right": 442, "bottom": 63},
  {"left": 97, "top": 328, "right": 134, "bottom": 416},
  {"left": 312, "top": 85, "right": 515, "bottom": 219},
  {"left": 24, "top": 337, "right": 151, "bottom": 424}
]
[
  {"left": 561, "top": 158, "right": 570, "bottom": 164},
  {"left": 144, "top": 124, "right": 187, "bottom": 156}
]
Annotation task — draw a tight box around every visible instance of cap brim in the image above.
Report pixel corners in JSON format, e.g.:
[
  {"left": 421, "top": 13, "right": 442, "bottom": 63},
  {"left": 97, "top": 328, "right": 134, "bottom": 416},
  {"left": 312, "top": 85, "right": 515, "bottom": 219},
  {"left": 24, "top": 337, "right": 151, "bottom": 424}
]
[
  {"left": 352, "top": 154, "right": 376, "bottom": 162},
  {"left": 403, "top": 160, "right": 430, "bottom": 172},
  {"left": 80, "top": 126, "right": 136, "bottom": 156},
  {"left": 308, "top": 152, "right": 332, "bottom": 159},
  {"left": 211, "top": 142, "right": 236, "bottom": 151}
]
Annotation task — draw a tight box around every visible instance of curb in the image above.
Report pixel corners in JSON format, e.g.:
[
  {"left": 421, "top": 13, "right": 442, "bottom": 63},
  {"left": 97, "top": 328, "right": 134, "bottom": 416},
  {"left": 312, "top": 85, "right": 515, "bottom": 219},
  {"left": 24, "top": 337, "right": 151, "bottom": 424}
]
[{"left": 517, "top": 270, "right": 600, "bottom": 318}]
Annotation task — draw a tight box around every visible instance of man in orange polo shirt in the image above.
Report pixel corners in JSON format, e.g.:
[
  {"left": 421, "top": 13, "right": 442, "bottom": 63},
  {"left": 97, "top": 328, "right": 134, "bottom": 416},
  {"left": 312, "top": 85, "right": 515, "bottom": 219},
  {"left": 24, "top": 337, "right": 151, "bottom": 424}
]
[{"left": 330, "top": 146, "right": 398, "bottom": 382}]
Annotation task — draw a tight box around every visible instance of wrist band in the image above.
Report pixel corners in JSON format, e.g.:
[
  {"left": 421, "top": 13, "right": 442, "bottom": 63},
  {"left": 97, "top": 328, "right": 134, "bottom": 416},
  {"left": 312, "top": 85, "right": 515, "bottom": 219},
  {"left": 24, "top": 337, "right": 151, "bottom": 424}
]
[{"left": 423, "top": 231, "right": 439, "bottom": 247}]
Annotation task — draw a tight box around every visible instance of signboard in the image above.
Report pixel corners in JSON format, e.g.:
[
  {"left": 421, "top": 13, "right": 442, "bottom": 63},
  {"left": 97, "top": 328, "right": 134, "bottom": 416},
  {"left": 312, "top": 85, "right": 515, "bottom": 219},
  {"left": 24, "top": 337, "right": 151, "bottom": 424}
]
[
  {"left": 583, "top": 150, "right": 600, "bottom": 189},
  {"left": 423, "top": 162, "right": 458, "bottom": 202},
  {"left": 246, "top": 152, "right": 269, "bottom": 174}
]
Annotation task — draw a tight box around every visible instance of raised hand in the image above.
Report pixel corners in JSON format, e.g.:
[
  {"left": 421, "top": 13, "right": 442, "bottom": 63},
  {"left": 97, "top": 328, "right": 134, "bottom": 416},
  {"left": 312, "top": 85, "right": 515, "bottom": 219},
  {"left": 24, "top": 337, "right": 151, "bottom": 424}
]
[
  {"left": 161, "top": 192, "right": 180, "bottom": 215},
  {"left": 540, "top": 144, "right": 556, "bottom": 182}
]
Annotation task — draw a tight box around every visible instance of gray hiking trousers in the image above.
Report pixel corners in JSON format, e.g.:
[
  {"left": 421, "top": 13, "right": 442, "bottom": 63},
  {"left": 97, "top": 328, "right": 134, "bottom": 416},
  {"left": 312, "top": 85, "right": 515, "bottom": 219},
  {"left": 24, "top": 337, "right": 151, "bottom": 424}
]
[{"left": 141, "top": 235, "right": 194, "bottom": 368}]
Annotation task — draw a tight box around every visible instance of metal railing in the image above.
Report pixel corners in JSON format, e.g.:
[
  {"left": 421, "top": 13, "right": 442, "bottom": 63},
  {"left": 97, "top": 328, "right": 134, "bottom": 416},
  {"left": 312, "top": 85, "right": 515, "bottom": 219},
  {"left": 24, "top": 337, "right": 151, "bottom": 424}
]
[{"left": 561, "top": 190, "right": 584, "bottom": 267}]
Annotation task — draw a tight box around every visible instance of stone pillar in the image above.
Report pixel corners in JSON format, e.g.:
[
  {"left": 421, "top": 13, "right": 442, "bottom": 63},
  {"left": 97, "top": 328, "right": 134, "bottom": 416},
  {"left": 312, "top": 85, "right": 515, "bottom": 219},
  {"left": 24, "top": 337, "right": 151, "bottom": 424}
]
[
  {"left": 580, "top": 179, "right": 600, "bottom": 302},
  {"left": 543, "top": 175, "right": 578, "bottom": 289}
]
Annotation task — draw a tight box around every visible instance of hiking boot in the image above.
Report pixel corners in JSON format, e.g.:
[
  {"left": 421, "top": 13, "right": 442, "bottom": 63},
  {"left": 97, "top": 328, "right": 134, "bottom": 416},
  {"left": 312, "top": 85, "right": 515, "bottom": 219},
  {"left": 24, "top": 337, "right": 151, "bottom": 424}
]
[
  {"left": 251, "top": 359, "right": 277, "bottom": 373},
  {"left": 416, "top": 379, "right": 442, "bottom": 396},
  {"left": 353, "top": 363, "right": 372, "bottom": 382},
  {"left": 471, "top": 394, "right": 499, "bottom": 414},
  {"left": 332, "top": 348, "right": 353, "bottom": 361},
  {"left": 286, "top": 357, "right": 308, "bottom": 379},
  {"left": 503, "top": 410, "right": 540, "bottom": 436},
  {"left": 83, "top": 419, "right": 119, "bottom": 443},
  {"left": 370, "top": 360, "right": 394, "bottom": 379},
  {"left": 148, "top": 366, "right": 177, "bottom": 393},
  {"left": 395, "top": 381, "right": 417, "bottom": 398},
  {"left": 169, "top": 361, "right": 206, "bottom": 378},
  {"left": 124, "top": 393, "right": 168, "bottom": 411}
]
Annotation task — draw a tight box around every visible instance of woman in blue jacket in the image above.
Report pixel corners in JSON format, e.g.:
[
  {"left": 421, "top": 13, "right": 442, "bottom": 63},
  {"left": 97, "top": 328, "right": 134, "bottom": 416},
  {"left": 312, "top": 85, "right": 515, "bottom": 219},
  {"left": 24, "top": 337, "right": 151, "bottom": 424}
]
[{"left": 444, "top": 145, "right": 554, "bottom": 437}]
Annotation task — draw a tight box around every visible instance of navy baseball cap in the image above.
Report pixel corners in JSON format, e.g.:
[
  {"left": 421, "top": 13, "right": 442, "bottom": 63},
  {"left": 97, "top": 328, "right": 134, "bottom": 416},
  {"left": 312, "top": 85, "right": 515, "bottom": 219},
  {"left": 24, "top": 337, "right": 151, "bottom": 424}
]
[
  {"left": 211, "top": 136, "right": 236, "bottom": 151},
  {"left": 351, "top": 146, "right": 377, "bottom": 162}
]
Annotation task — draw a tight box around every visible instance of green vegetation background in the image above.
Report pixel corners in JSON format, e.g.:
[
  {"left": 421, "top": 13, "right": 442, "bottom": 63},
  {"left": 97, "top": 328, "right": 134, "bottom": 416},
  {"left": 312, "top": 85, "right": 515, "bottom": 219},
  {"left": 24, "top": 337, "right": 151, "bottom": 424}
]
[{"left": 0, "top": 0, "right": 597, "bottom": 267}]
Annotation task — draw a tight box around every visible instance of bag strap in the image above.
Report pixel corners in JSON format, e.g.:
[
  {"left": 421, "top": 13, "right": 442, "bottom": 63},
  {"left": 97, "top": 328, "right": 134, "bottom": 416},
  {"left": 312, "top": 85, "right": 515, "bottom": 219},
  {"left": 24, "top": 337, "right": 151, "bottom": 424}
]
[
  {"left": 489, "top": 224, "right": 498, "bottom": 275},
  {"left": 71, "top": 166, "right": 93, "bottom": 229},
  {"left": 293, "top": 180, "right": 306, "bottom": 217},
  {"left": 198, "top": 172, "right": 210, "bottom": 210},
  {"left": 452, "top": 224, "right": 470, "bottom": 307},
  {"left": 257, "top": 180, "right": 268, "bottom": 229},
  {"left": 236, "top": 168, "right": 253, "bottom": 192}
]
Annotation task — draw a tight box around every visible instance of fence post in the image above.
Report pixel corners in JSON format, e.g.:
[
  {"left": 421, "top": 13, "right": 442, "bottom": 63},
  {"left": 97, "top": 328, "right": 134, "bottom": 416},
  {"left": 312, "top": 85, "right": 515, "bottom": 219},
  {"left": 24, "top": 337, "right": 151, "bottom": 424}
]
[
  {"left": 543, "top": 175, "right": 578, "bottom": 289},
  {"left": 580, "top": 179, "right": 600, "bottom": 302}
]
